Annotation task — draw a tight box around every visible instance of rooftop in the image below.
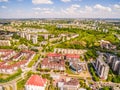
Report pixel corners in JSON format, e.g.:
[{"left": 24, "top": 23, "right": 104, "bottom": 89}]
[
  {"left": 47, "top": 53, "right": 62, "bottom": 57},
  {"left": 26, "top": 75, "right": 47, "bottom": 87},
  {"left": 65, "top": 54, "right": 80, "bottom": 58}
]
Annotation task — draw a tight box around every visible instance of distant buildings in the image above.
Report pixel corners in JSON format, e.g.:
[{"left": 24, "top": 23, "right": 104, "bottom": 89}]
[
  {"left": 100, "top": 40, "right": 116, "bottom": 50},
  {"left": 0, "top": 35, "right": 12, "bottom": 40},
  {"left": 32, "top": 35, "right": 38, "bottom": 44},
  {"left": 66, "top": 34, "right": 79, "bottom": 40},
  {"left": 40, "top": 41, "right": 48, "bottom": 46},
  {"left": 25, "top": 28, "right": 48, "bottom": 33},
  {"left": 25, "top": 75, "right": 47, "bottom": 90},
  {"left": 54, "top": 48, "right": 87, "bottom": 55},
  {"left": 95, "top": 54, "right": 109, "bottom": 80},
  {"left": 38, "top": 34, "right": 49, "bottom": 40},
  {"left": 20, "top": 32, "right": 25, "bottom": 38},
  {"left": 18, "top": 44, "right": 28, "bottom": 50},
  {"left": 19, "top": 32, "right": 38, "bottom": 44},
  {"left": 26, "top": 34, "right": 31, "bottom": 40},
  {"left": 104, "top": 53, "right": 120, "bottom": 75},
  {"left": 49, "top": 37, "right": 61, "bottom": 42},
  {"left": 0, "top": 40, "right": 11, "bottom": 46}
]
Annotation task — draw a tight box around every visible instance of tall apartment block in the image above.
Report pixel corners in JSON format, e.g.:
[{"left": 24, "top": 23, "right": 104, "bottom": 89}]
[
  {"left": 32, "top": 35, "right": 38, "bottom": 44},
  {"left": 112, "top": 59, "right": 120, "bottom": 74},
  {"left": 26, "top": 34, "right": 31, "bottom": 40},
  {"left": 105, "top": 53, "right": 120, "bottom": 75},
  {"left": 95, "top": 55, "right": 109, "bottom": 80},
  {"left": 20, "top": 32, "right": 25, "bottom": 38}
]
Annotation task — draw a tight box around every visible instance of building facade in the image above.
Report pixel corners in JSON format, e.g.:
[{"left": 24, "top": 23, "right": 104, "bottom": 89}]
[{"left": 95, "top": 55, "right": 109, "bottom": 80}]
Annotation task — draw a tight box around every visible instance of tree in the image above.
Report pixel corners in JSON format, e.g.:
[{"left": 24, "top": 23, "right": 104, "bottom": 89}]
[{"left": 102, "top": 86, "right": 110, "bottom": 90}]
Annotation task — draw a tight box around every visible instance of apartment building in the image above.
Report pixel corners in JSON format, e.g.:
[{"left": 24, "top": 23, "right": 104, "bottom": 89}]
[
  {"left": 0, "top": 40, "right": 11, "bottom": 46},
  {"left": 95, "top": 55, "right": 109, "bottom": 80}
]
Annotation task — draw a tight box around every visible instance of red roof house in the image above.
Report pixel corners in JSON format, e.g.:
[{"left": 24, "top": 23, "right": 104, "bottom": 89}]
[{"left": 25, "top": 75, "right": 47, "bottom": 90}]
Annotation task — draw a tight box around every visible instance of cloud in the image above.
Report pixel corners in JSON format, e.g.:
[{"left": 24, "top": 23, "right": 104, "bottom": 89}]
[
  {"left": 85, "top": 6, "right": 93, "bottom": 12},
  {"left": 71, "top": 4, "right": 80, "bottom": 8},
  {"left": 114, "top": 4, "right": 120, "bottom": 9},
  {"left": 0, "top": 0, "right": 8, "bottom": 2},
  {"left": 33, "top": 7, "right": 54, "bottom": 15},
  {"left": 1, "top": 5, "right": 7, "bottom": 8},
  {"left": 61, "top": 4, "right": 80, "bottom": 16},
  {"left": 61, "top": 0, "right": 71, "bottom": 3},
  {"left": 0, "top": 3, "right": 120, "bottom": 18},
  {"left": 32, "top": 0, "right": 53, "bottom": 4},
  {"left": 94, "top": 4, "right": 112, "bottom": 12},
  {"left": 33, "top": 7, "right": 53, "bottom": 11}
]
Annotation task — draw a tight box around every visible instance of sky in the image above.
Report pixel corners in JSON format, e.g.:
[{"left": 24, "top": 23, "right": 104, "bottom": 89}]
[{"left": 0, "top": 0, "right": 120, "bottom": 18}]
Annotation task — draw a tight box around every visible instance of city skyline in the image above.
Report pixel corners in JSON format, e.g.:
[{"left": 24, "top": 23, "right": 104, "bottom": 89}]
[{"left": 0, "top": 0, "right": 120, "bottom": 18}]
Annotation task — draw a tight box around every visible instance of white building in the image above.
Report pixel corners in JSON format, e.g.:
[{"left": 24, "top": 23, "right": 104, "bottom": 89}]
[
  {"left": 0, "top": 40, "right": 11, "bottom": 46},
  {"left": 26, "top": 34, "right": 31, "bottom": 40},
  {"left": 32, "top": 35, "right": 38, "bottom": 44},
  {"left": 112, "top": 59, "right": 120, "bottom": 73},
  {"left": 25, "top": 75, "right": 47, "bottom": 90},
  {"left": 95, "top": 55, "right": 109, "bottom": 80},
  {"left": 58, "top": 78, "right": 80, "bottom": 90},
  {"left": 20, "top": 32, "right": 25, "bottom": 38}
]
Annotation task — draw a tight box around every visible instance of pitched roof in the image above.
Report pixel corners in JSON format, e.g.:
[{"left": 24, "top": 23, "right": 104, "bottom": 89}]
[
  {"left": 65, "top": 54, "right": 80, "bottom": 58},
  {"left": 26, "top": 75, "right": 47, "bottom": 87},
  {"left": 64, "top": 78, "right": 79, "bottom": 86},
  {"left": 47, "top": 53, "right": 62, "bottom": 57}
]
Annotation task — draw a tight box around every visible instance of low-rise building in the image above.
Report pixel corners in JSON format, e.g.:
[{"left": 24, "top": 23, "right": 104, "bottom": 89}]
[
  {"left": 0, "top": 49, "right": 15, "bottom": 60},
  {"left": 54, "top": 48, "right": 87, "bottom": 55},
  {"left": 41, "top": 58, "right": 65, "bottom": 71},
  {"left": 18, "top": 44, "right": 28, "bottom": 50},
  {"left": 58, "top": 78, "right": 80, "bottom": 90},
  {"left": 100, "top": 40, "right": 116, "bottom": 50},
  {"left": 65, "top": 54, "right": 80, "bottom": 62},
  {"left": 47, "top": 53, "right": 62, "bottom": 61},
  {"left": 0, "top": 40, "right": 11, "bottom": 46},
  {"left": 0, "top": 50, "right": 35, "bottom": 74},
  {"left": 25, "top": 75, "right": 47, "bottom": 90}
]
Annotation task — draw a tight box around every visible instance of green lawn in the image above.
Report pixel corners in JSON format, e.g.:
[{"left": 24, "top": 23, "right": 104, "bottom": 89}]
[
  {"left": 65, "top": 65, "right": 75, "bottom": 74},
  {"left": 0, "top": 74, "right": 10, "bottom": 79},
  {"left": 17, "top": 71, "right": 33, "bottom": 90},
  {"left": 27, "top": 54, "right": 39, "bottom": 67},
  {"left": 17, "top": 79, "right": 26, "bottom": 90}
]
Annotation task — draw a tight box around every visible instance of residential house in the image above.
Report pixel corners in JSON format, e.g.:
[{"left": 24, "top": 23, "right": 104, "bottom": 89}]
[{"left": 25, "top": 75, "right": 47, "bottom": 90}]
